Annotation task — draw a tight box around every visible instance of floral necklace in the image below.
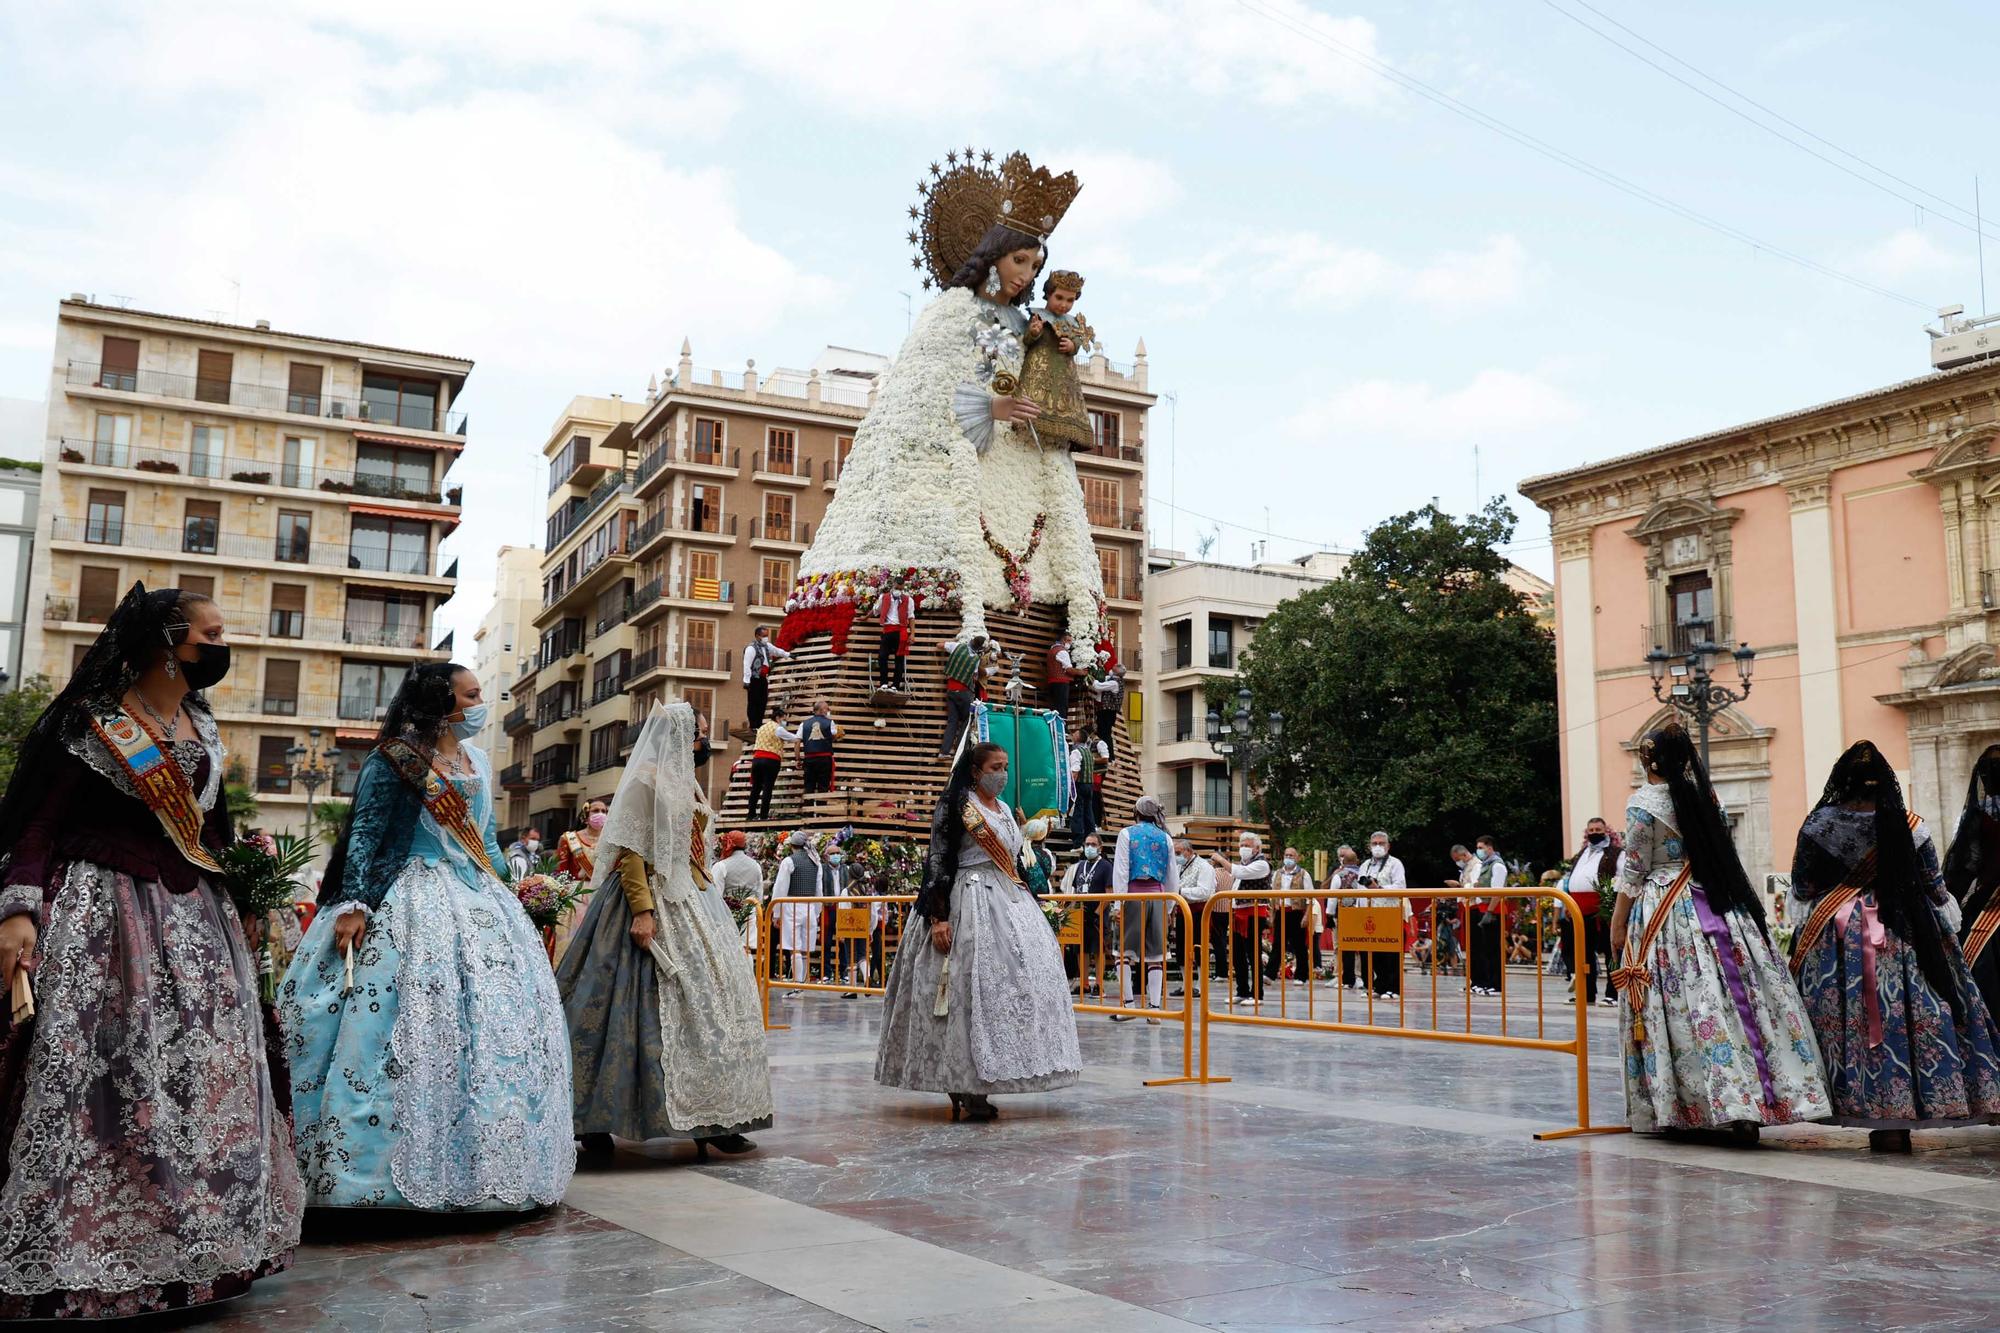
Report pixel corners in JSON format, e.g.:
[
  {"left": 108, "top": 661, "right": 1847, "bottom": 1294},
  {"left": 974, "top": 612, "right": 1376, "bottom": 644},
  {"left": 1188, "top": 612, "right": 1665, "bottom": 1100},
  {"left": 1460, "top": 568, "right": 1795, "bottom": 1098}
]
[{"left": 980, "top": 513, "right": 1048, "bottom": 612}]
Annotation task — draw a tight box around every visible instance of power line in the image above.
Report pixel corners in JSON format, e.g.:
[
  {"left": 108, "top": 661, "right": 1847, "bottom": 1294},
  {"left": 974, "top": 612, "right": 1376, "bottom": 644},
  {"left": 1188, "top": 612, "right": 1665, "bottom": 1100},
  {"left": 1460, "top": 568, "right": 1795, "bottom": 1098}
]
[
  {"left": 1231, "top": 0, "right": 1937, "bottom": 312},
  {"left": 1546, "top": 0, "right": 1996, "bottom": 239}
]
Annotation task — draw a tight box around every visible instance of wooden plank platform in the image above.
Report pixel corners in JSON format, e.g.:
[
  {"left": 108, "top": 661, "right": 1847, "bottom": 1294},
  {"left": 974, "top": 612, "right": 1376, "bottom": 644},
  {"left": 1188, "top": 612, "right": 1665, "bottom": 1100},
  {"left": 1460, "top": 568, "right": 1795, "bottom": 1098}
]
[{"left": 714, "top": 603, "right": 1144, "bottom": 843}]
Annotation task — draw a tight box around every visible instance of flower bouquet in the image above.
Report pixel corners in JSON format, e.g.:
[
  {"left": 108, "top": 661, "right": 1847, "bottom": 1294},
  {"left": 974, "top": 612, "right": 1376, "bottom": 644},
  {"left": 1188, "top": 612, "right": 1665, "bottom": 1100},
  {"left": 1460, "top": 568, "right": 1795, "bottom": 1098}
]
[
  {"left": 217, "top": 832, "right": 315, "bottom": 1002},
  {"left": 515, "top": 870, "right": 585, "bottom": 933},
  {"left": 1040, "top": 901, "right": 1073, "bottom": 936}
]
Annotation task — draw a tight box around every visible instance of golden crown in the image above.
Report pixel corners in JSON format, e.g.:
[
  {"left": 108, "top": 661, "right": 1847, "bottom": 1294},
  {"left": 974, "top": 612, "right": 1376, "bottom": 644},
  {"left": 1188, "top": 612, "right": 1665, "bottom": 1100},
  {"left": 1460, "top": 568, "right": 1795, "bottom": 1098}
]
[
  {"left": 908, "top": 147, "right": 1082, "bottom": 290},
  {"left": 1045, "top": 270, "right": 1085, "bottom": 294}
]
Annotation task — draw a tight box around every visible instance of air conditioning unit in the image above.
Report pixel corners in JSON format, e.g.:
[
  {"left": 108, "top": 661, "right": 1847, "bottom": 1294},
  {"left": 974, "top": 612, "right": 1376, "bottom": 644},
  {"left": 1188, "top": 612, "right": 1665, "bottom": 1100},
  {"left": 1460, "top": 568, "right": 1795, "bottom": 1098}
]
[{"left": 329, "top": 402, "right": 346, "bottom": 419}]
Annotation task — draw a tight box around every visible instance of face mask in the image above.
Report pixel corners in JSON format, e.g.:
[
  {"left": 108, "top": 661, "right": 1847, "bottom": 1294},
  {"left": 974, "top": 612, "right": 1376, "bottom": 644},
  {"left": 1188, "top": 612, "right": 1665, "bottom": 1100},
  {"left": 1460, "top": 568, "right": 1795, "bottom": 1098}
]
[
  {"left": 1083, "top": 846, "right": 1100, "bottom": 860},
  {"left": 828, "top": 853, "right": 844, "bottom": 866},
  {"left": 449, "top": 701, "right": 489, "bottom": 739},
  {"left": 178, "top": 642, "right": 230, "bottom": 690},
  {"left": 1587, "top": 833, "right": 1607, "bottom": 846},
  {"left": 977, "top": 770, "right": 1007, "bottom": 797},
  {"left": 1282, "top": 858, "right": 1297, "bottom": 871},
  {"left": 1370, "top": 845, "right": 1387, "bottom": 858},
  {"left": 587, "top": 812, "right": 607, "bottom": 833},
  {"left": 1238, "top": 844, "right": 1254, "bottom": 859},
  {"left": 524, "top": 839, "right": 540, "bottom": 853}
]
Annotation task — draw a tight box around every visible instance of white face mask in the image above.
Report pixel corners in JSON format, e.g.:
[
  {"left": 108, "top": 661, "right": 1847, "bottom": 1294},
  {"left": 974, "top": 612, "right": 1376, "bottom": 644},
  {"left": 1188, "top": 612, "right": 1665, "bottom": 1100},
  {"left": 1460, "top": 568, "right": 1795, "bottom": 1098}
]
[
  {"left": 1282, "top": 858, "right": 1297, "bottom": 871},
  {"left": 1370, "top": 845, "right": 1387, "bottom": 858},
  {"left": 1238, "top": 844, "right": 1255, "bottom": 859}
]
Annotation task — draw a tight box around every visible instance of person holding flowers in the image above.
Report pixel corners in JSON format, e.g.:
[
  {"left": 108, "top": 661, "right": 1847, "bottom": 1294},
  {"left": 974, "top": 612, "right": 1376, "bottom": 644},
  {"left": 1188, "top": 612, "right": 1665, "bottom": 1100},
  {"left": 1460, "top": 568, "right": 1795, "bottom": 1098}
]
[
  {"left": 0, "top": 582, "right": 303, "bottom": 1318},
  {"left": 278, "top": 662, "right": 574, "bottom": 1211},
  {"left": 556, "top": 702, "right": 772, "bottom": 1158}
]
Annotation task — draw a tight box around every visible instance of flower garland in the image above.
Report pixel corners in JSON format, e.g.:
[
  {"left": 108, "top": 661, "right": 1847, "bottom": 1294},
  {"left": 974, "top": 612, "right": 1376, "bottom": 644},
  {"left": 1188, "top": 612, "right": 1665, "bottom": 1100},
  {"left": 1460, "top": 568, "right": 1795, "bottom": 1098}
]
[
  {"left": 780, "top": 564, "right": 964, "bottom": 653},
  {"left": 980, "top": 512, "right": 1047, "bottom": 613}
]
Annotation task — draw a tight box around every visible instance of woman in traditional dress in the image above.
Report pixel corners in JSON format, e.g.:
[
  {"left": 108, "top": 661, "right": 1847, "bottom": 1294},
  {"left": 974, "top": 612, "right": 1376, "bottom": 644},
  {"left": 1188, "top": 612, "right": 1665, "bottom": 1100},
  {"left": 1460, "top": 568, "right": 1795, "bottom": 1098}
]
[
  {"left": 876, "top": 742, "right": 1081, "bottom": 1120},
  {"left": 1945, "top": 744, "right": 2000, "bottom": 1019},
  {"left": 786, "top": 151, "right": 1104, "bottom": 646},
  {"left": 1789, "top": 741, "right": 2000, "bottom": 1150},
  {"left": 549, "top": 797, "right": 607, "bottom": 963},
  {"left": 558, "top": 703, "right": 772, "bottom": 1159},
  {"left": 278, "top": 662, "right": 574, "bottom": 1210},
  {"left": 1610, "top": 722, "right": 1831, "bottom": 1139},
  {"left": 0, "top": 583, "right": 302, "bottom": 1318}
]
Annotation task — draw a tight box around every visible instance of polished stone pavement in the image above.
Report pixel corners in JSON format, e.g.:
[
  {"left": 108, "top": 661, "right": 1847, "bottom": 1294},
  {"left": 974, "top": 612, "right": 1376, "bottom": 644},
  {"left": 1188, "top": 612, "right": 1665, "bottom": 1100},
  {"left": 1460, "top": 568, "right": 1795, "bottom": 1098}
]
[{"left": 185, "top": 989, "right": 2000, "bottom": 1332}]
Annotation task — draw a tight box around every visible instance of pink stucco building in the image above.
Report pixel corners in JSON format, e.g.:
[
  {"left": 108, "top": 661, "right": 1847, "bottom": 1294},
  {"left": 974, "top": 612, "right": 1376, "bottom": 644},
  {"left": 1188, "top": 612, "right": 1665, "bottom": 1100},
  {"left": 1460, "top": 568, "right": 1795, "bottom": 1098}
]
[{"left": 1520, "top": 357, "right": 2000, "bottom": 884}]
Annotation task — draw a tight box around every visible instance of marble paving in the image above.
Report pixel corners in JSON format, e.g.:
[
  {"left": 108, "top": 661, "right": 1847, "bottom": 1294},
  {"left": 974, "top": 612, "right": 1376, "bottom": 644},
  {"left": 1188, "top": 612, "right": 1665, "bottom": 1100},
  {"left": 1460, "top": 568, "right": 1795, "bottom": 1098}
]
[{"left": 180, "top": 989, "right": 2000, "bottom": 1332}]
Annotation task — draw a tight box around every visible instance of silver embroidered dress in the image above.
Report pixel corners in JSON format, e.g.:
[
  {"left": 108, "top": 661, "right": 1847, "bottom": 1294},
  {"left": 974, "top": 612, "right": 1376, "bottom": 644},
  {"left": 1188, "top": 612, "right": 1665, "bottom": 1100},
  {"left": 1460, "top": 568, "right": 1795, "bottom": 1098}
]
[{"left": 875, "top": 797, "right": 1081, "bottom": 1095}]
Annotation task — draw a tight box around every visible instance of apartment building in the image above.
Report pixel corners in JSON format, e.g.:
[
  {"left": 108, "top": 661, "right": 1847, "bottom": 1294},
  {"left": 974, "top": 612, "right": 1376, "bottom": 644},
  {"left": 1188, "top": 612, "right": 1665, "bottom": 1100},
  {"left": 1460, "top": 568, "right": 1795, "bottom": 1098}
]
[
  {"left": 612, "top": 339, "right": 1156, "bottom": 808},
  {"left": 503, "top": 396, "right": 647, "bottom": 837},
  {"left": 33, "top": 298, "right": 470, "bottom": 838},
  {"left": 470, "top": 543, "right": 542, "bottom": 825}
]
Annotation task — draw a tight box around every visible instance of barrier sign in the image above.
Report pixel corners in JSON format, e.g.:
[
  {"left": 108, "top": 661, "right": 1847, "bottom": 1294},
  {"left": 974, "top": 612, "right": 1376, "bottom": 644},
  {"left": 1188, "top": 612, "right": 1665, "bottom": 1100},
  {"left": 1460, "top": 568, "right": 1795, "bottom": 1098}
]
[
  {"left": 835, "top": 907, "right": 873, "bottom": 939},
  {"left": 1057, "top": 910, "right": 1084, "bottom": 947},
  {"left": 1337, "top": 905, "right": 1402, "bottom": 952}
]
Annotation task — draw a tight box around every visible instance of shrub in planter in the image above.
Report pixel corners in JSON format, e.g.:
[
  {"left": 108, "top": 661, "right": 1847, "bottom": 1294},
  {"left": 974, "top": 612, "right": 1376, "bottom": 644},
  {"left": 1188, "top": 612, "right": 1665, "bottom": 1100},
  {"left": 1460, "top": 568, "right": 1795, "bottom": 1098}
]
[
  {"left": 136, "top": 459, "right": 181, "bottom": 473},
  {"left": 231, "top": 470, "right": 272, "bottom": 484},
  {"left": 319, "top": 479, "right": 353, "bottom": 494},
  {"left": 59, "top": 447, "right": 84, "bottom": 463}
]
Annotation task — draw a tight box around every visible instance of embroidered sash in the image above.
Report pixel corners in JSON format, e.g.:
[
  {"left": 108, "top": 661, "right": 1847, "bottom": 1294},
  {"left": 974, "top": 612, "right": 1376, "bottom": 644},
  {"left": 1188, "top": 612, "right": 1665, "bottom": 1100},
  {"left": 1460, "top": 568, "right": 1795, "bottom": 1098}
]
[
  {"left": 1787, "top": 811, "right": 1921, "bottom": 977},
  {"left": 689, "top": 807, "right": 712, "bottom": 890},
  {"left": 1968, "top": 904, "right": 2000, "bottom": 970},
  {"left": 89, "top": 706, "right": 221, "bottom": 874},
  {"left": 1611, "top": 863, "right": 1693, "bottom": 1009},
  {"left": 379, "top": 740, "right": 500, "bottom": 882},
  {"left": 962, "top": 801, "right": 1025, "bottom": 887}
]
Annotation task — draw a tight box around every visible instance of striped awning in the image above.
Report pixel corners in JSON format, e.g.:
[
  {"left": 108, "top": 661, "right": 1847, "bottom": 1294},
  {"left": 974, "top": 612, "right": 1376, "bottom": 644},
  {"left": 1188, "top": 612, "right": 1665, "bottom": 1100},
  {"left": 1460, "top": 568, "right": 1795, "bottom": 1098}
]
[
  {"left": 348, "top": 501, "right": 460, "bottom": 524},
  {"left": 353, "top": 430, "right": 463, "bottom": 453}
]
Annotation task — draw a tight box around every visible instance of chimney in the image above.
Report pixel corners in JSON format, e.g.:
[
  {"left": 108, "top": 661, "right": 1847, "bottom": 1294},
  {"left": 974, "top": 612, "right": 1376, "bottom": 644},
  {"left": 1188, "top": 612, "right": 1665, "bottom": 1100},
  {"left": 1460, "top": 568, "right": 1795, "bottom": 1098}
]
[
  {"left": 743, "top": 358, "right": 758, "bottom": 394},
  {"left": 254, "top": 319, "right": 271, "bottom": 331}
]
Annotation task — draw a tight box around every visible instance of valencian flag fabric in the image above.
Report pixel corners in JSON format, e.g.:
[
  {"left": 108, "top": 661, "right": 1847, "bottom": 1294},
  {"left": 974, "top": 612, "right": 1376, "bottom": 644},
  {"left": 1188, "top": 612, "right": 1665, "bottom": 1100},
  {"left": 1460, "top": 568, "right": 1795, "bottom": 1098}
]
[{"left": 973, "top": 702, "right": 1070, "bottom": 822}]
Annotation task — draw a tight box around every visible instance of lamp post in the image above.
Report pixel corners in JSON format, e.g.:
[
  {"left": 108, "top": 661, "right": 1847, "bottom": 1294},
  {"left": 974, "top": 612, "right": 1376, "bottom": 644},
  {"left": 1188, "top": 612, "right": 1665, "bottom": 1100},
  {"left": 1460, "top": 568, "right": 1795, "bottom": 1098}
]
[
  {"left": 286, "top": 727, "right": 340, "bottom": 837},
  {"left": 1205, "top": 685, "right": 1284, "bottom": 832},
  {"left": 1645, "top": 633, "right": 1756, "bottom": 771}
]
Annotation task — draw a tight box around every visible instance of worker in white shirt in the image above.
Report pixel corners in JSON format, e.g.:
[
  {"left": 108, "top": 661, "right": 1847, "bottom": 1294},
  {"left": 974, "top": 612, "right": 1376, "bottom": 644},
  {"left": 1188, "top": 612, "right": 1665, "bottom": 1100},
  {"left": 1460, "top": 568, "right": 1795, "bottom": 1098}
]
[
  {"left": 1209, "top": 833, "right": 1271, "bottom": 1005},
  {"left": 1174, "top": 835, "right": 1222, "bottom": 995},
  {"left": 742, "top": 627, "right": 791, "bottom": 736}
]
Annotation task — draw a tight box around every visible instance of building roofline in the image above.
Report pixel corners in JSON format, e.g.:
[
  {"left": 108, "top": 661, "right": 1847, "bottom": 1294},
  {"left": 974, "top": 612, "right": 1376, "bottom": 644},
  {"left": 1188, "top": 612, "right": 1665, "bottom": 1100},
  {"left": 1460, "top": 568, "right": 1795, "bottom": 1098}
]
[
  {"left": 1518, "top": 356, "right": 2000, "bottom": 500},
  {"left": 58, "top": 299, "right": 474, "bottom": 371}
]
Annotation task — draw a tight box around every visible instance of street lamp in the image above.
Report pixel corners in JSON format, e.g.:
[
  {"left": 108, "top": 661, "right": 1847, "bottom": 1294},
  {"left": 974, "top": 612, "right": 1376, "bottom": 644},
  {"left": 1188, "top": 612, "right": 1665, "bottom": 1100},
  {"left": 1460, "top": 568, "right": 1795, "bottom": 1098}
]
[
  {"left": 1646, "top": 633, "right": 1755, "bottom": 772},
  {"left": 1205, "top": 686, "right": 1284, "bottom": 831},
  {"left": 286, "top": 727, "right": 340, "bottom": 834}
]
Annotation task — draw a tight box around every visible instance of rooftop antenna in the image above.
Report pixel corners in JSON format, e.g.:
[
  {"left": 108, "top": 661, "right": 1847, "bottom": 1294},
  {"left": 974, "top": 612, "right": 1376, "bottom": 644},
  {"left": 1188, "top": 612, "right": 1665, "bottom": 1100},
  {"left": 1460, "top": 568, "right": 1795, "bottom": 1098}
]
[
  {"left": 897, "top": 291, "right": 914, "bottom": 333},
  {"left": 105, "top": 293, "right": 133, "bottom": 309},
  {"left": 1979, "top": 177, "right": 1989, "bottom": 316}
]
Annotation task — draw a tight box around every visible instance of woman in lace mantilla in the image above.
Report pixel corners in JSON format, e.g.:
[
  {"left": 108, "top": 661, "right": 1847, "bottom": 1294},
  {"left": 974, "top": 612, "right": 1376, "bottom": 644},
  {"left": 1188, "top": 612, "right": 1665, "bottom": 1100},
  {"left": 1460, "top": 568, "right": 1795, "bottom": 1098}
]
[
  {"left": 1610, "top": 723, "right": 1830, "bottom": 1137},
  {"left": 1944, "top": 744, "right": 2000, "bottom": 1021},
  {"left": 1789, "top": 742, "right": 2000, "bottom": 1142},
  {"left": 278, "top": 662, "right": 574, "bottom": 1211},
  {"left": 556, "top": 703, "right": 773, "bottom": 1156},
  {"left": 875, "top": 741, "right": 1081, "bottom": 1120},
  {"left": 0, "top": 584, "right": 302, "bottom": 1319}
]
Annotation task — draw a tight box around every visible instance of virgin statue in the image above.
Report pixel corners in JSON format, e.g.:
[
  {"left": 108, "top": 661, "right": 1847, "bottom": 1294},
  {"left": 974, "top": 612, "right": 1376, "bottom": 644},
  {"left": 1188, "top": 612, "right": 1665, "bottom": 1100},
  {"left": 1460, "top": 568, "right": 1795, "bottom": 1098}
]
[{"left": 783, "top": 149, "right": 1106, "bottom": 650}]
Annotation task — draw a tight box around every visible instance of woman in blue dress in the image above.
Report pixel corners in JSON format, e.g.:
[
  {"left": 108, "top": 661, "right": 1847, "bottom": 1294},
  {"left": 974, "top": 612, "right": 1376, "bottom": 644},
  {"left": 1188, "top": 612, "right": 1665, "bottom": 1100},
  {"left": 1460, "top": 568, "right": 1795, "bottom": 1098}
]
[
  {"left": 1789, "top": 740, "right": 2000, "bottom": 1150},
  {"left": 278, "top": 662, "right": 574, "bottom": 1210}
]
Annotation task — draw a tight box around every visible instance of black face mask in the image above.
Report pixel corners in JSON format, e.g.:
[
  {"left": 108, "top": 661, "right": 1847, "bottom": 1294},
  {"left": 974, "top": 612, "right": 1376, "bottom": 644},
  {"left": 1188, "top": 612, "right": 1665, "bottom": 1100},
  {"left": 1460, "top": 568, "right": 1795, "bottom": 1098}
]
[
  {"left": 1586, "top": 833, "right": 1607, "bottom": 846},
  {"left": 179, "top": 643, "right": 231, "bottom": 690}
]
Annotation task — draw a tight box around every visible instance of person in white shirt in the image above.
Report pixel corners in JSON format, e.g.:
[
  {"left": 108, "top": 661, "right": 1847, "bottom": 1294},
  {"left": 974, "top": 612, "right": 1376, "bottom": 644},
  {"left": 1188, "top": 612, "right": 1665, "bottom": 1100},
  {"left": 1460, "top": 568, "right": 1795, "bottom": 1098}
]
[
  {"left": 1175, "top": 835, "right": 1221, "bottom": 993},
  {"left": 1209, "top": 833, "right": 1271, "bottom": 1004},
  {"left": 1467, "top": 834, "right": 1510, "bottom": 996},
  {"left": 741, "top": 627, "right": 791, "bottom": 736},
  {"left": 1352, "top": 832, "right": 1408, "bottom": 999},
  {"left": 1264, "top": 847, "right": 1316, "bottom": 987},
  {"left": 769, "top": 831, "right": 825, "bottom": 995}
]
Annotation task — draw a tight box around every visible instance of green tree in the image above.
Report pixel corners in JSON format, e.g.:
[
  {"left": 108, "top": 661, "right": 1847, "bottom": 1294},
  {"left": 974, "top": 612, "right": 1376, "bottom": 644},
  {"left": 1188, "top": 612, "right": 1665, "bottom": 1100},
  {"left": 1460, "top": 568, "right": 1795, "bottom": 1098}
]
[
  {"left": 1233, "top": 499, "right": 1559, "bottom": 883},
  {"left": 312, "top": 799, "right": 351, "bottom": 844},
  {"left": 0, "top": 675, "right": 56, "bottom": 791},
  {"left": 224, "top": 760, "right": 259, "bottom": 835}
]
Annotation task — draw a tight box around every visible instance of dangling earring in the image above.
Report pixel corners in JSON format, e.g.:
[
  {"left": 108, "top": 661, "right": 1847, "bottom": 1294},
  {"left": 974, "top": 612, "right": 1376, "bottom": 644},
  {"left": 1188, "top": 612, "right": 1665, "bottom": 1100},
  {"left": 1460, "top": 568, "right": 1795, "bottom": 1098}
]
[
  {"left": 163, "top": 657, "right": 178, "bottom": 680},
  {"left": 984, "top": 266, "right": 1002, "bottom": 296}
]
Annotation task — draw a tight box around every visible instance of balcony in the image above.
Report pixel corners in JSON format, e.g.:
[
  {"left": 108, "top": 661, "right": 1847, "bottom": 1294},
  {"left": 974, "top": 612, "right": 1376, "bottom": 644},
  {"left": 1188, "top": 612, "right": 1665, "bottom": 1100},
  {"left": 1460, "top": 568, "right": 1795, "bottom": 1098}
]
[
  {"left": 499, "top": 762, "right": 531, "bottom": 790},
  {"left": 670, "top": 511, "right": 738, "bottom": 541},
  {"left": 627, "top": 646, "right": 662, "bottom": 682},
  {"left": 1103, "top": 577, "right": 1142, "bottom": 602},
  {"left": 55, "top": 439, "right": 460, "bottom": 504},
  {"left": 531, "top": 757, "right": 578, "bottom": 790},
  {"left": 1081, "top": 440, "right": 1144, "bottom": 468},
  {"left": 1641, "top": 617, "right": 1734, "bottom": 659},
  {"left": 628, "top": 577, "right": 666, "bottom": 625},
  {"left": 752, "top": 450, "right": 811, "bottom": 485},
  {"left": 746, "top": 586, "right": 788, "bottom": 615},
  {"left": 667, "top": 577, "right": 733, "bottom": 607},
  {"left": 1157, "top": 719, "right": 1201, "bottom": 745},
  {"left": 633, "top": 441, "right": 740, "bottom": 497},
  {"left": 1158, "top": 646, "right": 1195, "bottom": 673},
  {"left": 675, "top": 642, "right": 724, "bottom": 672},
  {"left": 66, "top": 361, "right": 467, "bottom": 435},
  {"left": 590, "top": 671, "right": 629, "bottom": 705},
  {"left": 503, "top": 703, "right": 533, "bottom": 735},
  {"left": 335, "top": 693, "right": 395, "bottom": 723},
  {"left": 1086, "top": 505, "right": 1147, "bottom": 535},
  {"left": 52, "top": 515, "right": 340, "bottom": 570},
  {"left": 207, "top": 690, "right": 340, "bottom": 722},
  {"left": 548, "top": 469, "right": 634, "bottom": 549},
  {"left": 631, "top": 510, "right": 667, "bottom": 556},
  {"left": 750, "top": 517, "right": 810, "bottom": 548}
]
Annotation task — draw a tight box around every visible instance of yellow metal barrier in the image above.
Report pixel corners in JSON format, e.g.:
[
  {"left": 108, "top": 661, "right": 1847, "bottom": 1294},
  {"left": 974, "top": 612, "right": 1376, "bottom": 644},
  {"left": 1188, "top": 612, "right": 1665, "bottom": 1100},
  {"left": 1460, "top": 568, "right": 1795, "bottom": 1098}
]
[
  {"left": 1200, "top": 887, "right": 1629, "bottom": 1140},
  {"left": 754, "top": 895, "right": 918, "bottom": 1032}
]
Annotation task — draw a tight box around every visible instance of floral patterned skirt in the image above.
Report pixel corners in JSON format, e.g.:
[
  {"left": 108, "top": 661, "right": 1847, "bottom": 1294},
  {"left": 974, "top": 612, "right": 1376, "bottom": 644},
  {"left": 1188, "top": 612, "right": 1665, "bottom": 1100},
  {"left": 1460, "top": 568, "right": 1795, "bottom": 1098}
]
[
  {"left": 1796, "top": 897, "right": 2000, "bottom": 1125},
  {"left": 1621, "top": 869, "right": 1831, "bottom": 1130},
  {"left": 279, "top": 859, "right": 575, "bottom": 1210},
  {"left": 0, "top": 862, "right": 303, "bottom": 1319}
]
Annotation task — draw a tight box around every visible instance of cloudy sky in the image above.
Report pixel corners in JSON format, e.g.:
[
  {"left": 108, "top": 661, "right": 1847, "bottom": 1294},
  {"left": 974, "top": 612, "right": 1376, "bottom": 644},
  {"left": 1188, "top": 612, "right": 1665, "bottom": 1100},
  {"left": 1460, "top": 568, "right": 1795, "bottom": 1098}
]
[{"left": 1, "top": 0, "right": 1994, "bottom": 647}]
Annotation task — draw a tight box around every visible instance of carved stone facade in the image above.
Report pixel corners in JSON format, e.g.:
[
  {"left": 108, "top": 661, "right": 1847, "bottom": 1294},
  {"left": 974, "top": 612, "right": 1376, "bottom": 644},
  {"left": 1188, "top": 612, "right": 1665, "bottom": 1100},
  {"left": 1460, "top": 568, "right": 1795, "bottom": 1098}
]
[{"left": 1521, "top": 356, "right": 2000, "bottom": 883}]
